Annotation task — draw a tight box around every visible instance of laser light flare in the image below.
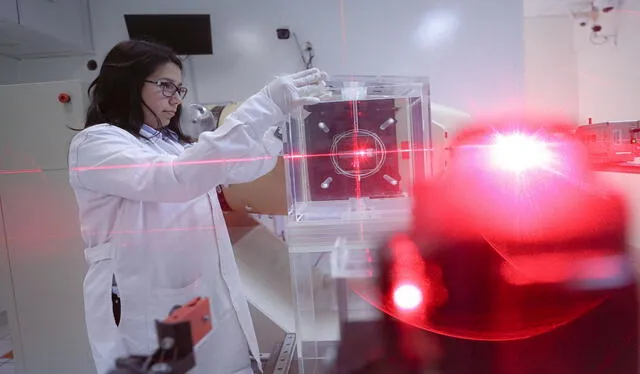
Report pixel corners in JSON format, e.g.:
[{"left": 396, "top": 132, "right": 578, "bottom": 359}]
[
  {"left": 490, "top": 133, "right": 556, "bottom": 172},
  {"left": 393, "top": 283, "right": 424, "bottom": 310}
]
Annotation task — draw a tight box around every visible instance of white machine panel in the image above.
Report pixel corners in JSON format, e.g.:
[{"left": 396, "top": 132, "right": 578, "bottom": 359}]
[
  {"left": 0, "top": 80, "right": 94, "bottom": 374},
  {"left": 0, "top": 195, "right": 14, "bottom": 321},
  {"left": 0, "top": 0, "right": 18, "bottom": 24},
  {"left": 0, "top": 80, "right": 86, "bottom": 172},
  {"left": 0, "top": 171, "right": 93, "bottom": 374}
]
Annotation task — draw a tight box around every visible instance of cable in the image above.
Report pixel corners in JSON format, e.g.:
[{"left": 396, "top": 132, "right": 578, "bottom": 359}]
[
  {"left": 292, "top": 32, "right": 315, "bottom": 69},
  {"left": 292, "top": 32, "right": 306, "bottom": 66},
  {"left": 305, "top": 45, "right": 315, "bottom": 69}
]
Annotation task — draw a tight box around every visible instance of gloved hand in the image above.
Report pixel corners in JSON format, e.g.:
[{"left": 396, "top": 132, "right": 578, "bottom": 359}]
[{"left": 261, "top": 68, "right": 328, "bottom": 115}]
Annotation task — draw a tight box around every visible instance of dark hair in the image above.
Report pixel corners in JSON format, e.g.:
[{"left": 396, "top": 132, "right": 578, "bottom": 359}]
[{"left": 84, "top": 39, "right": 194, "bottom": 143}]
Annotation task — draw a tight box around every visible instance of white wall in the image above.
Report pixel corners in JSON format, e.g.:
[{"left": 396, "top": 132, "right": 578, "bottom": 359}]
[
  {"left": 523, "top": 0, "right": 640, "bottom": 124},
  {"left": 574, "top": 1, "right": 640, "bottom": 123},
  {"left": 0, "top": 55, "right": 19, "bottom": 85},
  {"left": 524, "top": 15, "right": 579, "bottom": 121},
  {"left": 0, "top": 0, "right": 525, "bottom": 117}
]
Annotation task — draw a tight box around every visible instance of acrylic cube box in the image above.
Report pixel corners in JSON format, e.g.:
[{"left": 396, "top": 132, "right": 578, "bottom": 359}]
[
  {"left": 283, "top": 75, "right": 433, "bottom": 249},
  {"left": 282, "top": 75, "right": 433, "bottom": 372}
]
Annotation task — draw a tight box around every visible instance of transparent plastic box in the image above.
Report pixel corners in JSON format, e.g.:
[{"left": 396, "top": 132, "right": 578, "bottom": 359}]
[
  {"left": 282, "top": 76, "right": 433, "bottom": 373},
  {"left": 283, "top": 75, "right": 432, "bottom": 251}
]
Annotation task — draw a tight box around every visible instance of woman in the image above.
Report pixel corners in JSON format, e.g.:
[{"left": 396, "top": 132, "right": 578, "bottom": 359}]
[{"left": 68, "top": 39, "right": 326, "bottom": 374}]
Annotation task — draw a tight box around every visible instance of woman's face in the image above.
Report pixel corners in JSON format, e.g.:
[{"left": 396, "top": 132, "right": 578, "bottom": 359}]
[{"left": 141, "top": 62, "right": 184, "bottom": 128}]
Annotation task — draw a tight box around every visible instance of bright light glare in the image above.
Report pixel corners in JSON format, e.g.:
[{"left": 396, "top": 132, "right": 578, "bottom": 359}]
[
  {"left": 490, "top": 133, "right": 554, "bottom": 172},
  {"left": 416, "top": 10, "right": 460, "bottom": 48},
  {"left": 393, "top": 284, "right": 423, "bottom": 310},
  {"left": 355, "top": 148, "right": 373, "bottom": 158}
]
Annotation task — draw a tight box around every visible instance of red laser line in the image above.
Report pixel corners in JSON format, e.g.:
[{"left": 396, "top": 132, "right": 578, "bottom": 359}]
[
  {"left": 0, "top": 168, "right": 43, "bottom": 175},
  {"left": 0, "top": 147, "right": 431, "bottom": 175}
]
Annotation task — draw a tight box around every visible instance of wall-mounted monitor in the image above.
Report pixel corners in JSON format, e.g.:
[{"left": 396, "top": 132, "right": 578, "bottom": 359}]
[{"left": 124, "top": 14, "right": 213, "bottom": 55}]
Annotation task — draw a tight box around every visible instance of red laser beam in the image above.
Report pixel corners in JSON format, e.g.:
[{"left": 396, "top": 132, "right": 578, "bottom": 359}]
[{"left": 0, "top": 147, "right": 429, "bottom": 175}]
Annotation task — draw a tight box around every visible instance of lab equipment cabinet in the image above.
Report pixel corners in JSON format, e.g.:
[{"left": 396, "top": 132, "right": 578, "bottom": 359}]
[{"left": 0, "top": 80, "right": 95, "bottom": 374}]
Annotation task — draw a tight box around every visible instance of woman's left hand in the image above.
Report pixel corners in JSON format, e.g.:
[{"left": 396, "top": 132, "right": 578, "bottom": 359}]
[{"left": 260, "top": 68, "right": 328, "bottom": 114}]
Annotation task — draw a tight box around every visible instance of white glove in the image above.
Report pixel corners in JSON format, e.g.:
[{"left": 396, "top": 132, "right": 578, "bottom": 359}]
[{"left": 261, "top": 68, "right": 328, "bottom": 115}]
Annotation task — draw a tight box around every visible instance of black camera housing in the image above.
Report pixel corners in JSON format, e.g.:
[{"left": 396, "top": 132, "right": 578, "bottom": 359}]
[{"left": 276, "top": 28, "right": 290, "bottom": 40}]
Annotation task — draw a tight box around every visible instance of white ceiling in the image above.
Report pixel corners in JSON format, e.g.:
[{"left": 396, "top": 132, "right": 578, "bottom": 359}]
[{"left": 524, "top": 0, "right": 592, "bottom": 17}]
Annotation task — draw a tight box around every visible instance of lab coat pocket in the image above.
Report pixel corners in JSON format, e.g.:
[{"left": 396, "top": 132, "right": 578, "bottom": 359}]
[
  {"left": 150, "top": 276, "right": 205, "bottom": 320},
  {"left": 189, "top": 313, "right": 253, "bottom": 374},
  {"left": 83, "top": 242, "right": 128, "bottom": 374}
]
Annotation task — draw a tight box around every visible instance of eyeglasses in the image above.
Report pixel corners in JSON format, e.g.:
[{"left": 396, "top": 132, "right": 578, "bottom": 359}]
[{"left": 144, "top": 80, "right": 188, "bottom": 99}]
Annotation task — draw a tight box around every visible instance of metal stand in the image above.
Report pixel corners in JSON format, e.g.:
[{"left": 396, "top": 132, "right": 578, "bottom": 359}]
[
  {"left": 260, "top": 333, "right": 297, "bottom": 374},
  {"left": 336, "top": 278, "right": 349, "bottom": 325}
]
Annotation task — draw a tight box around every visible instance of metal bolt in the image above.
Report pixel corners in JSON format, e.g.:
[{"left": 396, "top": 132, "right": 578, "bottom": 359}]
[
  {"left": 379, "top": 118, "right": 396, "bottom": 130},
  {"left": 150, "top": 362, "right": 172, "bottom": 372},
  {"left": 383, "top": 174, "right": 398, "bottom": 186},
  {"left": 160, "top": 337, "right": 175, "bottom": 350},
  {"left": 318, "top": 121, "right": 330, "bottom": 133},
  {"left": 321, "top": 177, "right": 333, "bottom": 189}
]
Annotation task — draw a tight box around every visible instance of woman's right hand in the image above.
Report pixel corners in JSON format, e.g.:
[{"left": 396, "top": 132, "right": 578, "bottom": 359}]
[{"left": 260, "top": 68, "right": 328, "bottom": 115}]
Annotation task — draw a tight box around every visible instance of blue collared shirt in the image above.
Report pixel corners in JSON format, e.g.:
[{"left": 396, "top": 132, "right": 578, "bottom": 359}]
[
  {"left": 140, "top": 124, "right": 180, "bottom": 143},
  {"left": 140, "top": 124, "right": 194, "bottom": 153}
]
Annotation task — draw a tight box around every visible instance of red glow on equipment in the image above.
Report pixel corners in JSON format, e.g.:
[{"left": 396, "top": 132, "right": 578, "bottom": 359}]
[
  {"left": 386, "top": 235, "right": 448, "bottom": 320},
  {"left": 435, "top": 118, "right": 600, "bottom": 245},
  {"left": 352, "top": 147, "right": 374, "bottom": 168},
  {"left": 349, "top": 116, "right": 629, "bottom": 343}
]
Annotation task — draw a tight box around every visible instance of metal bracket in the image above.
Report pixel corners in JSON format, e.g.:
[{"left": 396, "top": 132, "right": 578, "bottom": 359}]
[{"left": 264, "top": 333, "right": 296, "bottom": 374}]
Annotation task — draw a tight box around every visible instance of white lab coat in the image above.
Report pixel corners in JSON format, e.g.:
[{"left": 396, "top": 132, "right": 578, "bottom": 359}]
[{"left": 68, "top": 91, "right": 285, "bottom": 374}]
